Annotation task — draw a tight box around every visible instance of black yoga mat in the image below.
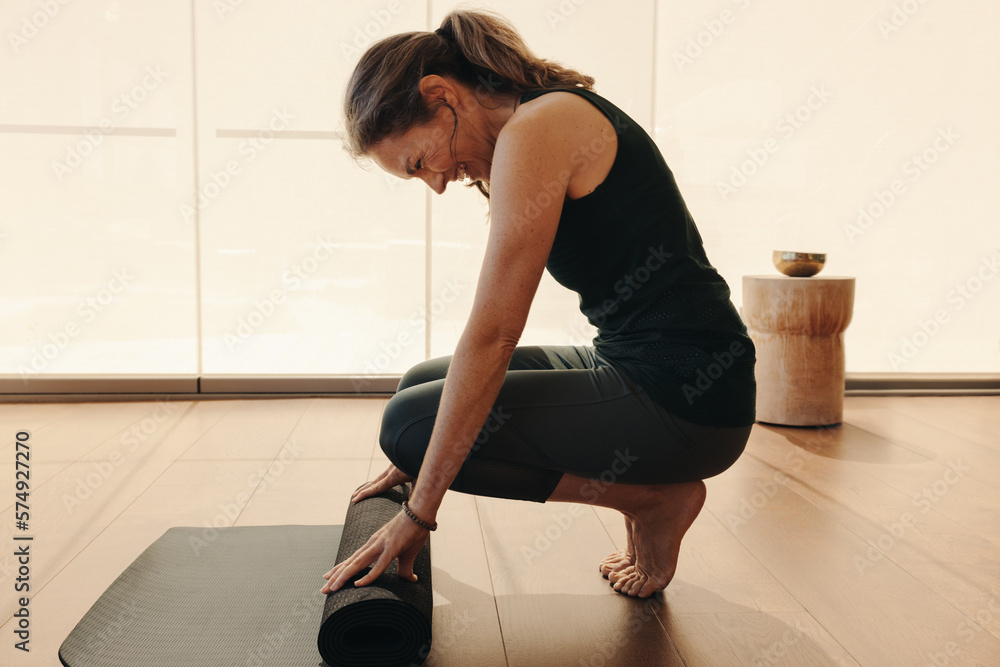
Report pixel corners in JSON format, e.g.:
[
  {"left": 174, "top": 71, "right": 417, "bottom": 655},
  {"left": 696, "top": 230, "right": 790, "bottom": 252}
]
[
  {"left": 59, "top": 485, "right": 433, "bottom": 667},
  {"left": 318, "top": 484, "right": 433, "bottom": 666}
]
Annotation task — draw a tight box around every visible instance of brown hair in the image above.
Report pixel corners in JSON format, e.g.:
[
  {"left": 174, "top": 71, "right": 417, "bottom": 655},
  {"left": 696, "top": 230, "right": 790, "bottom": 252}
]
[{"left": 342, "top": 7, "right": 595, "bottom": 198}]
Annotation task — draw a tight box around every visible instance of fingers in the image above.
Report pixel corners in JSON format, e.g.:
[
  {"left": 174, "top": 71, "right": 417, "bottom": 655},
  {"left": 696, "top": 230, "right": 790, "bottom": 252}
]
[
  {"left": 396, "top": 524, "right": 423, "bottom": 583},
  {"left": 321, "top": 521, "right": 398, "bottom": 593},
  {"left": 353, "top": 557, "right": 390, "bottom": 587},
  {"left": 389, "top": 465, "right": 415, "bottom": 485},
  {"left": 320, "top": 512, "right": 427, "bottom": 594},
  {"left": 352, "top": 480, "right": 384, "bottom": 503},
  {"left": 320, "top": 561, "right": 346, "bottom": 593},
  {"left": 351, "top": 467, "right": 390, "bottom": 500},
  {"left": 322, "top": 552, "right": 369, "bottom": 594},
  {"left": 397, "top": 554, "right": 418, "bottom": 583},
  {"left": 351, "top": 464, "right": 413, "bottom": 503},
  {"left": 324, "top": 549, "right": 390, "bottom": 593},
  {"left": 351, "top": 483, "right": 373, "bottom": 503},
  {"left": 351, "top": 475, "right": 383, "bottom": 502},
  {"left": 321, "top": 531, "right": 381, "bottom": 593},
  {"left": 351, "top": 472, "right": 384, "bottom": 501}
]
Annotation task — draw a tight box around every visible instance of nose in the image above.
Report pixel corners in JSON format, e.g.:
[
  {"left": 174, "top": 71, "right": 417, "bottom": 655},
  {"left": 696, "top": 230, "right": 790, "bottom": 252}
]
[{"left": 419, "top": 168, "right": 447, "bottom": 195}]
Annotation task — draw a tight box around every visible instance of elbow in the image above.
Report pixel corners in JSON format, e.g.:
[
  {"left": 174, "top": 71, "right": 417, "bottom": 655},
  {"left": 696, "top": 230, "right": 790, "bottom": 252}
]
[
  {"left": 467, "top": 323, "right": 522, "bottom": 362},
  {"left": 496, "top": 328, "right": 522, "bottom": 358}
]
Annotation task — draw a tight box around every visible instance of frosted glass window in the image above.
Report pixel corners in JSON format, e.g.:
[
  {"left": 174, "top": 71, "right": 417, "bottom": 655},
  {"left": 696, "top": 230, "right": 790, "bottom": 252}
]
[
  {"left": 1, "top": 0, "right": 996, "bottom": 381},
  {"left": 656, "top": 0, "right": 999, "bottom": 372},
  {"left": 0, "top": 0, "right": 196, "bottom": 377}
]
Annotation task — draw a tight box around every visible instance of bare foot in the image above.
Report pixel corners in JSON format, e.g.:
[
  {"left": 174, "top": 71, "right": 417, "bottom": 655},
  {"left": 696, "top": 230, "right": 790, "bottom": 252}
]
[
  {"left": 611, "top": 480, "right": 706, "bottom": 598},
  {"left": 599, "top": 516, "right": 635, "bottom": 581}
]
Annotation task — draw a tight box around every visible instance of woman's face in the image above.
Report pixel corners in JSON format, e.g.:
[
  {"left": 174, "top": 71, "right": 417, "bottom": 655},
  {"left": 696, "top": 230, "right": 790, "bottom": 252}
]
[{"left": 369, "top": 105, "right": 490, "bottom": 195}]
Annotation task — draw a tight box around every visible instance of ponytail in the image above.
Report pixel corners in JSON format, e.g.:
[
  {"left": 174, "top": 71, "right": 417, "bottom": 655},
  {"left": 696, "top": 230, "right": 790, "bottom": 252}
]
[{"left": 434, "top": 9, "right": 594, "bottom": 97}]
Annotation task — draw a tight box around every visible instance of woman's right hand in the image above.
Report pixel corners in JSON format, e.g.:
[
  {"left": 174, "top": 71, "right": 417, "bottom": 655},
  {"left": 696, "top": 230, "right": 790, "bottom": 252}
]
[{"left": 351, "top": 463, "right": 415, "bottom": 503}]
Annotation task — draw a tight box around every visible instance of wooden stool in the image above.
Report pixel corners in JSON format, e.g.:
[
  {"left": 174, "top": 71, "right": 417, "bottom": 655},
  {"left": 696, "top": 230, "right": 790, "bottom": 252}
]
[{"left": 742, "top": 275, "right": 855, "bottom": 426}]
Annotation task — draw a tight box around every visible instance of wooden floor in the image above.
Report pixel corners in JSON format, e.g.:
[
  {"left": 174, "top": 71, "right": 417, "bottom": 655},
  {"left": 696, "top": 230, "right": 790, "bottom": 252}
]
[{"left": 0, "top": 395, "right": 998, "bottom": 666}]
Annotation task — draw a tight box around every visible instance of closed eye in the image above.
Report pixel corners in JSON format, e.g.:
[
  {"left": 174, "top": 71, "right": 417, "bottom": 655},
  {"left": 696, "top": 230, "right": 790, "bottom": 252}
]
[{"left": 414, "top": 159, "right": 422, "bottom": 171}]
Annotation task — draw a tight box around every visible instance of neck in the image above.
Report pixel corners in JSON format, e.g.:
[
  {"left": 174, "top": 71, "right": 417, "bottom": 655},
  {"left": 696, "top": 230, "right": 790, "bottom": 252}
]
[
  {"left": 450, "top": 83, "right": 521, "bottom": 185},
  {"left": 475, "top": 92, "right": 520, "bottom": 147}
]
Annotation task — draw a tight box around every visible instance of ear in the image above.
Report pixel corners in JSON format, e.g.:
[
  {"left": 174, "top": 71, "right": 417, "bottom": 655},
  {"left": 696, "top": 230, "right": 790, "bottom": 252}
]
[{"left": 417, "top": 74, "right": 457, "bottom": 108}]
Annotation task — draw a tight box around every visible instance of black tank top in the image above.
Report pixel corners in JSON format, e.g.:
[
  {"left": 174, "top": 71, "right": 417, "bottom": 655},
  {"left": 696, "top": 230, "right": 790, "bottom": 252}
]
[{"left": 519, "top": 87, "right": 756, "bottom": 427}]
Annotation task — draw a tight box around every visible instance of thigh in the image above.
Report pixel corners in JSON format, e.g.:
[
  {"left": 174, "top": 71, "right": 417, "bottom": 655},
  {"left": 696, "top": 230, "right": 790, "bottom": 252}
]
[
  {"left": 396, "top": 345, "right": 599, "bottom": 392},
  {"left": 483, "top": 364, "right": 748, "bottom": 484},
  {"left": 382, "top": 347, "right": 746, "bottom": 485},
  {"left": 383, "top": 345, "right": 604, "bottom": 475}
]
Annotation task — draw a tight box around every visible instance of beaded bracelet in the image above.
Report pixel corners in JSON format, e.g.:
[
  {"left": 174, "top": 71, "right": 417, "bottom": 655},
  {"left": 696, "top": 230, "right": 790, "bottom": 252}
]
[{"left": 401, "top": 501, "right": 438, "bottom": 531}]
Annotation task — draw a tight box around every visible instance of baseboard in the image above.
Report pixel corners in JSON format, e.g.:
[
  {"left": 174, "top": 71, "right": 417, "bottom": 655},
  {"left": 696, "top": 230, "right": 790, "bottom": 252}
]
[
  {"left": 1, "top": 372, "right": 997, "bottom": 403},
  {"left": 844, "top": 373, "right": 1000, "bottom": 394},
  {"left": 0, "top": 374, "right": 397, "bottom": 401}
]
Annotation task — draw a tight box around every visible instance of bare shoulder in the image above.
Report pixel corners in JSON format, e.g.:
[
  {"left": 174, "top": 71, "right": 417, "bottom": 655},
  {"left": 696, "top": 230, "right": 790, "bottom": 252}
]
[
  {"left": 510, "top": 89, "right": 608, "bottom": 126},
  {"left": 499, "top": 90, "right": 618, "bottom": 200}
]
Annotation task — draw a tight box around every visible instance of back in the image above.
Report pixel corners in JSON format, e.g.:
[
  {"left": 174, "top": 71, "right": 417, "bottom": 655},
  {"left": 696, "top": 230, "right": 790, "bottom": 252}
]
[{"left": 519, "top": 87, "right": 756, "bottom": 427}]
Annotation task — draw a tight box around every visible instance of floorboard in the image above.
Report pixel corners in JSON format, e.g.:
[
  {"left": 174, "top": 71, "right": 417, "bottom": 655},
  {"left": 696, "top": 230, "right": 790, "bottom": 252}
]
[
  {"left": 704, "top": 451, "right": 1000, "bottom": 666},
  {"left": 0, "top": 395, "right": 997, "bottom": 666},
  {"left": 478, "top": 496, "right": 685, "bottom": 666}
]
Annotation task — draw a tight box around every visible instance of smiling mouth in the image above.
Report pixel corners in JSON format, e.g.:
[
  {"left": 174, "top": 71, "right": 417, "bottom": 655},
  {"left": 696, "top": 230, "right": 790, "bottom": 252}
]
[{"left": 456, "top": 162, "right": 470, "bottom": 183}]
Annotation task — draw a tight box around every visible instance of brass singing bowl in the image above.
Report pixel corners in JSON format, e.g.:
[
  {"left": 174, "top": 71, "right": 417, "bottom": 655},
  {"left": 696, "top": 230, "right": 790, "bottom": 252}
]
[{"left": 773, "top": 251, "right": 826, "bottom": 277}]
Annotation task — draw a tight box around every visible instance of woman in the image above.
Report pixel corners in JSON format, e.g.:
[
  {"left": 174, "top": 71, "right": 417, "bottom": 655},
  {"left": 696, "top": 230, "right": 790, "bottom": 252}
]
[{"left": 322, "top": 9, "right": 755, "bottom": 600}]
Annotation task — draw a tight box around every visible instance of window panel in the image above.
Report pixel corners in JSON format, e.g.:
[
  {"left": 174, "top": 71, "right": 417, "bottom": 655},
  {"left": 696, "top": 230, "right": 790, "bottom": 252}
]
[
  {"left": 1, "top": 0, "right": 996, "bottom": 382},
  {"left": 657, "top": 0, "right": 1000, "bottom": 372},
  {"left": 0, "top": 134, "right": 196, "bottom": 375}
]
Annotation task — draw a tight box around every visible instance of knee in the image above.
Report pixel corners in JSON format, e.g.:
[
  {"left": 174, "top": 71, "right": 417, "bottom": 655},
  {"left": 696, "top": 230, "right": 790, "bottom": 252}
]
[
  {"left": 378, "top": 393, "right": 408, "bottom": 471},
  {"left": 396, "top": 356, "right": 449, "bottom": 393},
  {"left": 379, "top": 390, "right": 434, "bottom": 479}
]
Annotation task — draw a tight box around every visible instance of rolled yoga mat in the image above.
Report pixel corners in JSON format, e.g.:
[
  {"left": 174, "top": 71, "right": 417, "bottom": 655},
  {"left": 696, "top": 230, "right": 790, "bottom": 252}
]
[
  {"left": 58, "top": 485, "right": 432, "bottom": 667},
  {"left": 318, "top": 483, "right": 433, "bottom": 666}
]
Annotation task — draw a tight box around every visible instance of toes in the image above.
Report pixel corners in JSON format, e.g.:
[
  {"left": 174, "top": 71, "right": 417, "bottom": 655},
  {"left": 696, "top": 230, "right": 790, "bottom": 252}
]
[
  {"left": 610, "top": 566, "right": 628, "bottom": 588},
  {"left": 635, "top": 572, "right": 668, "bottom": 598},
  {"left": 608, "top": 563, "right": 632, "bottom": 585},
  {"left": 616, "top": 576, "right": 640, "bottom": 596},
  {"left": 636, "top": 579, "right": 657, "bottom": 598},
  {"left": 609, "top": 566, "right": 669, "bottom": 598},
  {"left": 611, "top": 566, "right": 636, "bottom": 591},
  {"left": 598, "top": 550, "right": 633, "bottom": 580},
  {"left": 598, "top": 559, "right": 615, "bottom": 577},
  {"left": 638, "top": 576, "right": 668, "bottom": 598}
]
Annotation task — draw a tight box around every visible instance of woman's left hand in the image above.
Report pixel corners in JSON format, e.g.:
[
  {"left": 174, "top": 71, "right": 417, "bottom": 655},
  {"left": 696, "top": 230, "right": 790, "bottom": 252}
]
[{"left": 321, "top": 509, "right": 429, "bottom": 594}]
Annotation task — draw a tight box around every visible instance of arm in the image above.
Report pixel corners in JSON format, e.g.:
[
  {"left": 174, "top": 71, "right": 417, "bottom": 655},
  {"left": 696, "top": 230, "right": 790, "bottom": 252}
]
[
  {"left": 323, "top": 97, "right": 588, "bottom": 592},
  {"left": 406, "top": 121, "right": 576, "bottom": 524}
]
